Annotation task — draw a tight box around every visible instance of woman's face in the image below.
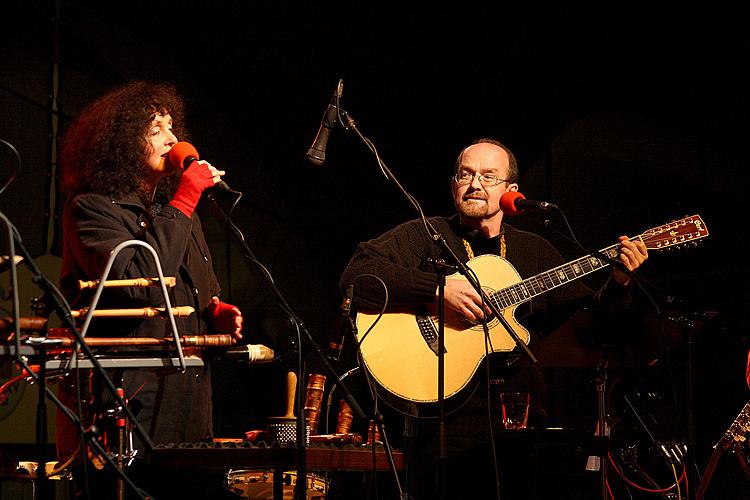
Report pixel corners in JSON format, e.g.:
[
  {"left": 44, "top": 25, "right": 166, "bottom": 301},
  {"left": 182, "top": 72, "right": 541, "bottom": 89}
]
[{"left": 144, "top": 113, "right": 178, "bottom": 179}]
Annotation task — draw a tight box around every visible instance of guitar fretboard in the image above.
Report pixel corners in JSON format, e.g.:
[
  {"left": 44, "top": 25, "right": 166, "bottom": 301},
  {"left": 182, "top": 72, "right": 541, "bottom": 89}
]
[{"left": 489, "top": 243, "right": 623, "bottom": 311}]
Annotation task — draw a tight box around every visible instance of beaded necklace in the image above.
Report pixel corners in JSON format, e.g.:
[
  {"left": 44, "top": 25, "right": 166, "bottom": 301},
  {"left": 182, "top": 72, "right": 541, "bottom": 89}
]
[{"left": 461, "top": 233, "right": 506, "bottom": 260}]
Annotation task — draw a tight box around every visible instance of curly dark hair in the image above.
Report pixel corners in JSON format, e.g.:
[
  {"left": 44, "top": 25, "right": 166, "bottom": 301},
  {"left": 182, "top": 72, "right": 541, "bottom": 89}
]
[
  {"left": 454, "top": 138, "right": 519, "bottom": 183},
  {"left": 60, "top": 81, "right": 189, "bottom": 203}
]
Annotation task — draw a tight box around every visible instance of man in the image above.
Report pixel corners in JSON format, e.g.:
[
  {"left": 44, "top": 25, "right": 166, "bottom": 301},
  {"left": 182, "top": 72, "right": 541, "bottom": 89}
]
[{"left": 339, "top": 138, "right": 648, "bottom": 499}]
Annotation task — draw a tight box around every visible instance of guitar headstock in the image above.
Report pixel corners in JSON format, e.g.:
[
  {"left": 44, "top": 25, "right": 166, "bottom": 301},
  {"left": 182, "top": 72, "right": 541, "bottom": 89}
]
[
  {"left": 640, "top": 215, "right": 709, "bottom": 251},
  {"left": 716, "top": 401, "right": 750, "bottom": 452}
]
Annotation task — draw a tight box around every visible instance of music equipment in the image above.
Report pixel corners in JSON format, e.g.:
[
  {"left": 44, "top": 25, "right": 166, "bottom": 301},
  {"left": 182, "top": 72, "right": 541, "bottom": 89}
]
[
  {"left": 715, "top": 400, "right": 750, "bottom": 453},
  {"left": 267, "top": 371, "right": 307, "bottom": 446},
  {"left": 45, "top": 331, "right": 236, "bottom": 347},
  {"left": 149, "top": 440, "right": 405, "bottom": 472},
  {"left": 0, "top": 316, "right": 47, "bottom": 334},
  {"left": 226, "top": 469, "right": 327, "bottom": 500},
  {"left": 168, "top": 141, "right": 232, "bottom": 191},
  {"left": 700, "top": 399, "right": 750, "bottom": 497},
  {"left": 355, "top": 215, "right": 709, "bottom": 414},
  {"left": 69, "top": 306, "right": 194, "bottom": 319},
  {"left": 78, "top": 277, "right": 176, "bottom": 289},
  {"left": 306, "top": 80, "right": 343, "bottom": 166},
  {"left": 304, "top": 373, "right": 326, "bottom": 435},
  {"left": 500, "top": 191, "right": 557, "bottom": 215}
]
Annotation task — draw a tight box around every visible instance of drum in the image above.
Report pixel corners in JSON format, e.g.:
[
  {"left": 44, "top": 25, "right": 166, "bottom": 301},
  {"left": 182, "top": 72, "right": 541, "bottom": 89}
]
[{"left": 225, "top": 469, "right": 327, "bottom": 500}]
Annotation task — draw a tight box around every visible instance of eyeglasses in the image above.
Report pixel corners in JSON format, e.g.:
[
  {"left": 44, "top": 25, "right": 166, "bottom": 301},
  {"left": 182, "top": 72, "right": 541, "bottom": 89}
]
[{"left": 452, "top": 170, "right": 510, "bottom": 187}]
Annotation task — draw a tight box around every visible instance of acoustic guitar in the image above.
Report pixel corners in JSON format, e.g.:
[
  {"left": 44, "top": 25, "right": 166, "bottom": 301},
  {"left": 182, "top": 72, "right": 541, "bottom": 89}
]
[{"left": 356, "top": 215, "right": 709, "bottom": 415}]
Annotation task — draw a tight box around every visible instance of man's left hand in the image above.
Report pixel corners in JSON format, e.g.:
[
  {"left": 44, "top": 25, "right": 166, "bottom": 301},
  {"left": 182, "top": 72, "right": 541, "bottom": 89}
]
[{"left": 613, "top": 236, "right": 648, "bottom": 285}]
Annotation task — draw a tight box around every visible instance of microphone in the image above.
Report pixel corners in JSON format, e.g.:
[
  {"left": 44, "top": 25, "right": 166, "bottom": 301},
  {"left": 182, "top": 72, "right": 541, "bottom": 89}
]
[
  {"left": 326, "top": 284, "right": 354, "bottom": 364},
  {"left": 168, "top": 141, "right": 231, "bottom": 191},
  {"left": 499, "top": 191, "right": 558, "bottom": 215},
  {"left": 306, "top": 79, "right": 343, "bottom": 166},
  {"left": 218, "top": 344, "right": 276, "bottom": 364}
]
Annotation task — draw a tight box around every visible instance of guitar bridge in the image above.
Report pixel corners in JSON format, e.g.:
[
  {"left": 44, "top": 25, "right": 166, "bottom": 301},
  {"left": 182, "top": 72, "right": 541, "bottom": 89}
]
[{"left": 415, "top": 306, "right": 446, "bottom": 356}]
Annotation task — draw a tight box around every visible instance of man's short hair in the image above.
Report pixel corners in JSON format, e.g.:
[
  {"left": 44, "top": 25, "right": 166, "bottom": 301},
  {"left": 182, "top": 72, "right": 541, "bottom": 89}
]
[{"left": 454, "top": 138, "right": 519, "bottom": 183}]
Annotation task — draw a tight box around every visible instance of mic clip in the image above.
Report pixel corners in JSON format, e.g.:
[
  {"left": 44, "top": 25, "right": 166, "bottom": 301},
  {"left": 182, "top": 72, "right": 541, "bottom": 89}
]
[{"left": 427, "top": 258, "right": 459, "bottom": 273}]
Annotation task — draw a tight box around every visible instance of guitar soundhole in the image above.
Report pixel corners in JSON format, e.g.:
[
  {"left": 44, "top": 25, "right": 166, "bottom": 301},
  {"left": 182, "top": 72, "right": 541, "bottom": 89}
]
[{"left": 460, "top": 315, "right": 499, "bottom": 331}]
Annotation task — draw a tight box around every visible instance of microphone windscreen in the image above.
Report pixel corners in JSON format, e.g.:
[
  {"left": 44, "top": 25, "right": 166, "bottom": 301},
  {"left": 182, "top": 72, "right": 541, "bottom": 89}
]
[
  {"left": 499, "top": 191, "right": 525, "bottom": 215},
  {"left": 168, "top": 141, "right": 200, "bottom": 170}
]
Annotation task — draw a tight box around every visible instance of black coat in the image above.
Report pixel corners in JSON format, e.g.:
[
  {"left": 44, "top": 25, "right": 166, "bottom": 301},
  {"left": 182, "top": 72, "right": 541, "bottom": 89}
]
[{"left": 57, "top": 191, "right": 221, "bottom": 458}]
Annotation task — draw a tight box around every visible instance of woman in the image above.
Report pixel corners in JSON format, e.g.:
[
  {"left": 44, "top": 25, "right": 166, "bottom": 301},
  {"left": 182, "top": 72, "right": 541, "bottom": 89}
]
[{"left": 57, "top": 81, "right": 242, "bottom": 498}]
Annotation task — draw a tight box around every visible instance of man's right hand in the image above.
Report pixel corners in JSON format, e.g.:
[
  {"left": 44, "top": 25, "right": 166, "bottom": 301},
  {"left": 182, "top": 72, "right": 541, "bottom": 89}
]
[{"left": 442, "top": 279, "right": 491, "bottom": 321}]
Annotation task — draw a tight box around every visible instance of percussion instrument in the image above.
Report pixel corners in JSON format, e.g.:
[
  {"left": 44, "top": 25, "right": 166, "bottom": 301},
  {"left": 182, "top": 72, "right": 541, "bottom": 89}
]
[{"left": 226, "top": 469, "right": 327, "bottom": 500}]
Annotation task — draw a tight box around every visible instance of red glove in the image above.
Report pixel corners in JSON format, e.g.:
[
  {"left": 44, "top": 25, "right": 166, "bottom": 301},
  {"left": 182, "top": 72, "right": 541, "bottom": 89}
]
[
  {"left": 169, "top": 161, "right": 215, "bottom": 217},
  {"left": 208, "top": 296, "right": 243, "bottom": 340}
]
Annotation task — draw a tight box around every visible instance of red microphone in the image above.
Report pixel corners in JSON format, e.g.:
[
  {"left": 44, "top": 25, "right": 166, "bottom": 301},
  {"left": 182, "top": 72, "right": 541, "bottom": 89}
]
[
  {"left": 168, "top": 141, "right": 231, "bottom": 191},
  {"left": 500, "top": 191, "right": 526, "bottom": 215},
  {"left": 500, "top": 191, "right": 557, "bottom": 215}
]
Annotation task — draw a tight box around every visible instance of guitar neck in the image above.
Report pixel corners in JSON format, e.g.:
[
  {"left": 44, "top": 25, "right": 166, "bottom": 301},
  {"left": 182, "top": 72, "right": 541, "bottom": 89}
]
[{"left": 490, "top": 240, "right": 626, "bottom": 310}]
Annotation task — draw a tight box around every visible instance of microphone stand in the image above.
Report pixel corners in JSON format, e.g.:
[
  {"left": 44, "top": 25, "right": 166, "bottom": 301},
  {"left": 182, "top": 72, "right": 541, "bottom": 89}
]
[
  {"left": 343, "top": 310, "right": 408, "bottom": 500},
  {"left": 338, "top": 109, "right": 537, "bottom": 499},
  {"left": 432, "top": 258, "right": 450, "bottom": 500},
  {"left": 540, "top": 216, "right": 643, "bottom": 500},
  {"left": 205, "top": 191, "right": 372, "bottom": 500},
  {"left": 0, "top": 212, "right": 151, "bottom": 500}
]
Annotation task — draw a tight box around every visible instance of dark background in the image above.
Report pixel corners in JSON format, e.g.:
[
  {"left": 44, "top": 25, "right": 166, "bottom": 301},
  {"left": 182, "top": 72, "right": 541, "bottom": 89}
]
[{"left": 2, "top": 1, "right": 749, "bottom": 496}]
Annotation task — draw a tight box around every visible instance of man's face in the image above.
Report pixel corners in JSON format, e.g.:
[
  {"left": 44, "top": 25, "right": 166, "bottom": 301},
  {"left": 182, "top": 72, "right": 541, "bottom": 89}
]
[
  {"left": 452, "top": 142, "right": 518, "bottom": 220},
  {"left": 144, "top": 113, "right": 178, "bottom": 178}
]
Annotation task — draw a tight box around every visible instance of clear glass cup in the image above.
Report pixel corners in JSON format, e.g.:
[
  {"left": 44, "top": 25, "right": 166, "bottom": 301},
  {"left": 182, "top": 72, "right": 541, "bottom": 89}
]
[{"left": 500, "top": 392, "right": 530, "bottom": 430}]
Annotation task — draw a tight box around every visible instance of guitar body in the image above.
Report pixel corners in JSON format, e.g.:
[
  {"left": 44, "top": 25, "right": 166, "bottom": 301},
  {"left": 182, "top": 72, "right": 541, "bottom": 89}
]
[{"left": 356, "top": 254, "right": 530, "bottom": 412}]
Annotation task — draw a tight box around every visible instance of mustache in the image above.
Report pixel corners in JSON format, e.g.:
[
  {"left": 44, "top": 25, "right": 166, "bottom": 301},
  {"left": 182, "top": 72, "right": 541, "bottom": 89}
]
[{"left": 462, "top": 193, "right": 487, "bottom": 200}]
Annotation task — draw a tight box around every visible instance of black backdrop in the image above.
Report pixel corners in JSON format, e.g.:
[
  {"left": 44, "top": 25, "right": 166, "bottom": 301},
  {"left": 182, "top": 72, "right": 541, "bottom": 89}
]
[{"left": 2, "top": 1, "right": 749, "bottom": 492}]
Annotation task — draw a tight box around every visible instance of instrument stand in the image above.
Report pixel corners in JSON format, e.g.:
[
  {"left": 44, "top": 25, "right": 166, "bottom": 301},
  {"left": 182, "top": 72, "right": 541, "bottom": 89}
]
[
  {"left": 345, "top": 312, "right": 408, "bottom": 500},
  {"left": 113, "top": 380, "right": 128, "bottom": 500},
  {"left": 0, "top": 213, "right": 155, "bottom": 499},
  {"left": 32, "top": 338, "right": 60, "bottom": 500},
  {"left": 430, "top": 258, "right": 450, "bottom": 500},
  {"left": 5, "top": 339, "right": 147, "bottom": 500},
  {"left": 205, "top": 192, "right": 384, "bottom": 500},
  {"left": 540, "top": 218, "right": 647, "bottom": 499},
  {"left": 685, "top": 327, "right": 699, "bottom": 500},
  {"left": 594, "top": 349, "right": 611, "bottom": 500}
]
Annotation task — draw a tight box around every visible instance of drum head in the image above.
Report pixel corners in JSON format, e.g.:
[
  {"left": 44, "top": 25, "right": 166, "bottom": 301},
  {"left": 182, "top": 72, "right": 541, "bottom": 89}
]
[{"left": 225, "top": 470, "right": 327, "bottom": 499}]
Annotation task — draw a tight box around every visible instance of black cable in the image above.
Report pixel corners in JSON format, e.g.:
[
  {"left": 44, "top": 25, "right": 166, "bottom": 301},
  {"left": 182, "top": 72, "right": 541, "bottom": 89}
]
[
  {"left": 353, "top": 274, "right": 389, "bottom": 348},
  {"left": 351, "top": 273, "right": 407, "bottom": 499}
]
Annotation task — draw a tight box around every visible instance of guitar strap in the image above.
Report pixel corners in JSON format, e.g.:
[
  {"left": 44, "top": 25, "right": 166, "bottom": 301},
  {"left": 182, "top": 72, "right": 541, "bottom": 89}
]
[{"left": 461, "top": 233, "right": 506, "bottom": 260}]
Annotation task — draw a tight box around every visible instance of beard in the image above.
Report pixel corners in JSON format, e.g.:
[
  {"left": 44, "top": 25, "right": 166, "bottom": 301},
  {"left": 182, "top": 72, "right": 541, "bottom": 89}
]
[{"left": 457, "top": 198, "right": 489, "bottom": 219}]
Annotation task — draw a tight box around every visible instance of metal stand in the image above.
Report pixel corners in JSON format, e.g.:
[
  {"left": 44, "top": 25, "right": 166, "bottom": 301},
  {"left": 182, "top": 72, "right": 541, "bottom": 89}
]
[
  {"left": 33, "top": 340, "right": 57, "bottom": 500},
  {"left": 595, "top": 352, "right": 610, "bottom": 500},
  {"left": 431, "top": 258, "right": 450, "bottom": 500},
  {"left": 0, "top": 220, "right": 192, "bottom": 500},
  {"left": 204, "top": 191, "right": 374, "bottom": 500}
]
